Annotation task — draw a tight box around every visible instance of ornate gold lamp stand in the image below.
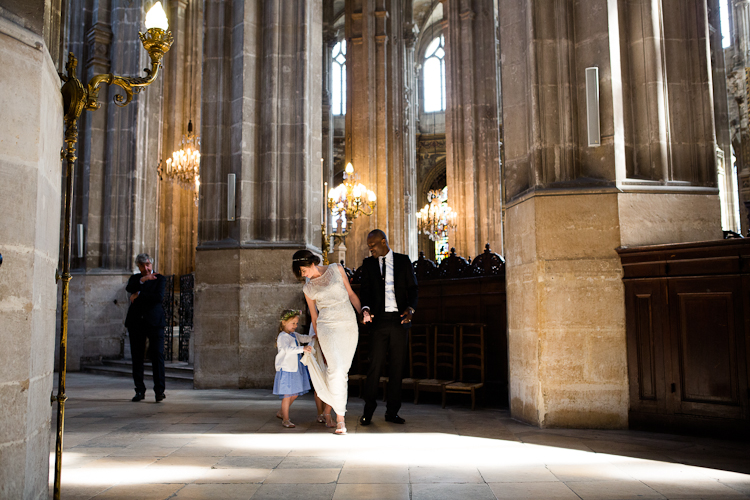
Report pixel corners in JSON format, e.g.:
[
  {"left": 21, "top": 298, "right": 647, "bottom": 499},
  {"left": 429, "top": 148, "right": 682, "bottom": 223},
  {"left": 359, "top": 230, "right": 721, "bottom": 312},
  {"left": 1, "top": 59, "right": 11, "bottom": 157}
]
[
  {"left": 53, "top": 4, "right": 173, "bottom": 499},
  {"left": 322, "top": 162, "right": 376, "bottom": 264}
]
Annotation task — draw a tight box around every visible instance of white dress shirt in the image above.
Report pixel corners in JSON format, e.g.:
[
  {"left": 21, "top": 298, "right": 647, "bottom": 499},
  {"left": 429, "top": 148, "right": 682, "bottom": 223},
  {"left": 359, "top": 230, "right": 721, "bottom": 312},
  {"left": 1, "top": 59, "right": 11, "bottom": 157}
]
[{"left": 379, "top": 250, "right": 398, "bottom": 312}]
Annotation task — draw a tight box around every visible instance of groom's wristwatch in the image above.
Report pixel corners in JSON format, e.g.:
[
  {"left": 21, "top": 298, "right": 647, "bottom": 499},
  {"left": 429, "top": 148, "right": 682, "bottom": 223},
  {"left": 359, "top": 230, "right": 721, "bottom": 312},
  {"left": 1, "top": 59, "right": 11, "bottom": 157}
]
[{"left": 407, "top": 307, "right": 415, "bottom": 315}]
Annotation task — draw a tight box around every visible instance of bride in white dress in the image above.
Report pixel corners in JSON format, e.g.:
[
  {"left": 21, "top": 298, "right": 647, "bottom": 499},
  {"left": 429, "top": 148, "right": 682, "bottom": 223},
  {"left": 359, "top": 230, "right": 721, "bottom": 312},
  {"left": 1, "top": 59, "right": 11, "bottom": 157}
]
[{"left": 292, "top": 250, "right": 362, "bottom": 435}]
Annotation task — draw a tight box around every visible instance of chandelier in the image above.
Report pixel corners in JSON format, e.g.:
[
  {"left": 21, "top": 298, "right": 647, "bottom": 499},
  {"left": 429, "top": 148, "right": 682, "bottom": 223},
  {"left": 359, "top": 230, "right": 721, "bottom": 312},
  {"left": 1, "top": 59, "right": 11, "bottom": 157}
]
[
  {"left": 417, "top": 188, "right": 457, "bottom": 241},
  {"left": 158, "top": 120, "right": 200, "bottom": 201},
  {"left": 327, "top": 162, "right": 376, "bottom": 234}
]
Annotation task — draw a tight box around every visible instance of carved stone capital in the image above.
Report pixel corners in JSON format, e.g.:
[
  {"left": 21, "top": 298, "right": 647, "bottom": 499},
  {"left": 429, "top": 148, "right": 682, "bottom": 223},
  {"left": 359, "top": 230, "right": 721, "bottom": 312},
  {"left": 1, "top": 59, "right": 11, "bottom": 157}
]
[
  {"left": 85, "top": 22, "right": 112, "bottom": 71},
  {"left": 403, "top": 22, "right": 419, "bottom": 48},
  {"left": 324, "top": 27, "right": 339, "bottom": 48}
]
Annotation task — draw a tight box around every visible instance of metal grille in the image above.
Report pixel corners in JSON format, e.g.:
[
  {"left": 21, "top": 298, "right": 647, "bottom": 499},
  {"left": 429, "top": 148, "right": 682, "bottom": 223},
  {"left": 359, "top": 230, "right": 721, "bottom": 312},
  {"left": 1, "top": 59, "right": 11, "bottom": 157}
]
[
  {"left": 162, "top": 274, "right": 175, "bottom": 361},
  {"left": 179, "top": 273, "right": 194, "bottom": 362}
]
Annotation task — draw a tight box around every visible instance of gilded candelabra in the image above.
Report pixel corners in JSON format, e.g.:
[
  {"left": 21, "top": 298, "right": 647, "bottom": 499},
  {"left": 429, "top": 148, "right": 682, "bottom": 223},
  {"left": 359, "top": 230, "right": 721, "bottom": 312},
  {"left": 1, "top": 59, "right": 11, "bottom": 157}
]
[
  {"left": 54, "top": 4, "right": 173, "bottom": 499},
  {"left": 321, "top": 162, "right": 376, "bottom": 264},
  {"left": 417, "top": 188, "right": 457, "bottom": 242}
]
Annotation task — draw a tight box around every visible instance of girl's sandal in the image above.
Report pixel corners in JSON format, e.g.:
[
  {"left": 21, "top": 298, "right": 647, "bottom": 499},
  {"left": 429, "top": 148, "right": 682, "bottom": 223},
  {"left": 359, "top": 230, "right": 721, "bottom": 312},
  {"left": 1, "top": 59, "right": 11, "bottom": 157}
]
[
  {"left": 282, "top": 419, "right": 296, "bottom": 428},
  {"left": 276, "top": 411, "right": 283, "bottom": 420},
  {"left": 324, "top": 414, "right": 336, "bottom": 428},
  {"left": 334, "top": 421, "right": 347, "bottom": 435},
  {"left": 316, "top": 413, "right": 326, "bottom": 424}
]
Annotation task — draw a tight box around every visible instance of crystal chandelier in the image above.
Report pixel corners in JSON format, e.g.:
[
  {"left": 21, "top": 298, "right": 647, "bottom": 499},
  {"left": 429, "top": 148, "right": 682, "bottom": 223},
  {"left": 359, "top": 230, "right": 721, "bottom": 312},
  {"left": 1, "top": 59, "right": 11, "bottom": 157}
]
[
  {"left": 417, "top": 188, "right": 457, "bottom": 241},
  {"left": 327, "top": 162, "right": 376, "bottom": 235},
  {"left": 158, "top": 120, "right": 201, "bottom": 195}
]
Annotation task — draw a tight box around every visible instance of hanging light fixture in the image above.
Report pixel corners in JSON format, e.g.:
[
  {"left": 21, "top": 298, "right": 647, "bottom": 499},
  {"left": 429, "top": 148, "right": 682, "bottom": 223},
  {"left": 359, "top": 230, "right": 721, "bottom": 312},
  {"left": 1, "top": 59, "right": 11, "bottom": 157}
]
[
  {"left": 326, "top": 162, "right": 376, "bottom": 235},
  {"left": 417, "top": 188, "right": 457, "bottom": 242},
  {"left": 158, "top": 119, "right": 200, "bottom": 204}
]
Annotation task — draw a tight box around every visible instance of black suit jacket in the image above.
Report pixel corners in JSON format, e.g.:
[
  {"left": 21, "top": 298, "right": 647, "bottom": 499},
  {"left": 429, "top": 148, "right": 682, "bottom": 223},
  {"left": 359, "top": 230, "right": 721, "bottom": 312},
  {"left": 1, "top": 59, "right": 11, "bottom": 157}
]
[
  {"left": 125, "top": 273, "right": 167, "bottom": 330},
  {"left": 360, "top": 252, "right": 418, "bottom": 319}
]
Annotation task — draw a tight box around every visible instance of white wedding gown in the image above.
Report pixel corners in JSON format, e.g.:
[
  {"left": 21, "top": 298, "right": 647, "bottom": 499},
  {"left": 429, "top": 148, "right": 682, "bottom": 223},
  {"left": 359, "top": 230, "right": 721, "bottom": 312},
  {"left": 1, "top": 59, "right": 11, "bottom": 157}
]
[{"left": 301, "top": 263, "right": 358, "bottom": 415}]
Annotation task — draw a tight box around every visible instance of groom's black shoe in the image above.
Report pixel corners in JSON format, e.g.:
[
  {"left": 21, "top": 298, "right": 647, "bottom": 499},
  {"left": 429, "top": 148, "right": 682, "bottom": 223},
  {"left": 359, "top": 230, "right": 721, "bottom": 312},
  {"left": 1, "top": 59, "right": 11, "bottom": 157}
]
[
  {"left": 385, "top": 414, "right": 405, "bottom": 424},
  {"left": 359, "top": 415, "right": 372, "bottom": 426}
]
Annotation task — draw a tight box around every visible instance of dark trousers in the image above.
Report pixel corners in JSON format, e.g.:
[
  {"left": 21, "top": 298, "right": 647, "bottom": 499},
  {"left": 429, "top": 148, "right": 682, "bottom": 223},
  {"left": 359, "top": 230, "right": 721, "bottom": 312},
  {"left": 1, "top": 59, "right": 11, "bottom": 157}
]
[
  {"left": 363, "top": 312, "right": 409, "bottom": 417},
  {"left": 128, "top": 325, "right": 165, "bottom": 395}
]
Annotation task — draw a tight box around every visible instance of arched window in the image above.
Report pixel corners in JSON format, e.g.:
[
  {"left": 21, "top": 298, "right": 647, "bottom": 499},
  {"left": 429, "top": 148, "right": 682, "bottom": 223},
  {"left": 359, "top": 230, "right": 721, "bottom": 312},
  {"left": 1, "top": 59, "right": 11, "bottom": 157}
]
[
  {"left": 423, "top": 34, "right": 446, "bottom": 113},
  {"left": 332, "top": 40, "right": 346, "bottom": 115}
]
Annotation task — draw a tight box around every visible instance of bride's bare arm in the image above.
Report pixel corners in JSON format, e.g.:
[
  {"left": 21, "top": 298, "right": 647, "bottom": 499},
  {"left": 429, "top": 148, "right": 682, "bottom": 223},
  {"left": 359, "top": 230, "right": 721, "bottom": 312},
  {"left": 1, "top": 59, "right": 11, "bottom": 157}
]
[
  {"left": 337, "top": 265, "right": 363, "bottom": 314},
  {"left": 305, "top": 294, "right": 318, "bottom": 334}
]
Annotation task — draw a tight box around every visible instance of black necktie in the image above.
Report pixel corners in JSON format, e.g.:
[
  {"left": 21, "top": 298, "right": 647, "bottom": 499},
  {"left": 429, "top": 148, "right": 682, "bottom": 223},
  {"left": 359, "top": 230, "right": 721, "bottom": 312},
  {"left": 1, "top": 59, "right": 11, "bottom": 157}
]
[{"left": 380, "top": 257, "right": 385, "bottom": 280}]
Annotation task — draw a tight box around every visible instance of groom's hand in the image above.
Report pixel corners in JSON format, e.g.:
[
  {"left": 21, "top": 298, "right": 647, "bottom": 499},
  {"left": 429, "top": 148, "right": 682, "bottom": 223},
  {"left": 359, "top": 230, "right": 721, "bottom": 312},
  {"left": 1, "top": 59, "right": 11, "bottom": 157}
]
[
  {"left": 400, "top": 308, "right": 413, "bottom": 324},
  {"left": 362, "top": 310, "right": 372, "bottom": 323}
]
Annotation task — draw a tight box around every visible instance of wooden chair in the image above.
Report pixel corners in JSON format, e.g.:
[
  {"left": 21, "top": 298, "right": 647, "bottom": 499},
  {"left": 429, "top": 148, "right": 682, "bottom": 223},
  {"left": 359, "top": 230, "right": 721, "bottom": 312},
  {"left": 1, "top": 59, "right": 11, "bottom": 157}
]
[
  {"left": 402, "top": 323, "right": 431, "bottom": 402},
  {"left": 442, "top": 323, "right": 485, "bottom": 410},
  {"left": 414, "top": 324, "right": 456, "bottom": 404}
]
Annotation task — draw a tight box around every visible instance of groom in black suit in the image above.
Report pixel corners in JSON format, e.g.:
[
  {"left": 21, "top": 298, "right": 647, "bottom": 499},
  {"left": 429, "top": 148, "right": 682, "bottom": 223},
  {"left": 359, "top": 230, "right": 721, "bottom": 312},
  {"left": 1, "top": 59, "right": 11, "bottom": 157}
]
[{"left": 359, "top": 229, "right": 418, "bottom": 425}]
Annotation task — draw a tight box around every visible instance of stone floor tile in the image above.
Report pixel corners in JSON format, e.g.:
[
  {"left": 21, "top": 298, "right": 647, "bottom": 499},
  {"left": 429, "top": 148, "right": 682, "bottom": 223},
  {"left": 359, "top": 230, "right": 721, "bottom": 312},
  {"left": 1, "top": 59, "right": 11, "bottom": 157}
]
[
  {"left": 409, "top": 466, "right": 483, "bottom": 483},
  {"left": 337, "top": 466, "right": 410, "bottom": 484},
  {"left": 170, "top": 446, "right": 231, "bottom": 457},
  {"left": 108, "top": 446, "right": 181, "bottom": 457},
  {"left": 547, "top": 463, "right": 636, "bottom": 482},
  {"left": 264, "top": 468, "right": 341, "bottom": 484},
  {"left": 250, "top": 483, "right": 336, "bottom": 500},
  {"left": 331, "top": 483, "right": 410, "bottom": 500},
  {"left": 489, "top": 482, "right": 581, "bottom": 500},
  {"left": 91, "top": 484, "right": 185, "bottom": 500},
  {"left": 53, "top": 485, "right": 109, "bottom": 500},
  {"left": 566, "top": 480, "right": 665, "bottom": 499},
  {"left": 194, "top": 468, "right": 271, "bottom": 484},
  {"left": 478, "top": 465, "right": 559, "bottom": 482},
  {"left": 171, "top": 483, "right": 259, "bottom": 499},
  {"left": 213, "top": 456, "right": 284, "bottom": 469},
  {"left": 411, "top": 483, "right": 497, "bottom": 500},
  {"left": 148, "top": 456, "right": 221, "bottom": 468},
  {"left": 277, "top": 456, "right": 346, "bottom": 469},
  {"left": 641, "top": 479, "right": 748, "bottom": 498}
]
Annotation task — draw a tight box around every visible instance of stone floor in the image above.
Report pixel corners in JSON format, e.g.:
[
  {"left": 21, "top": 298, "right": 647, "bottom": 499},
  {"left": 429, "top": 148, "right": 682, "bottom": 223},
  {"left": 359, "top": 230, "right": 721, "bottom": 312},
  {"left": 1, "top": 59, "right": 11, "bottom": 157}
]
[{"left": 51, "top": 373, "right": 750, "bottom": 500}]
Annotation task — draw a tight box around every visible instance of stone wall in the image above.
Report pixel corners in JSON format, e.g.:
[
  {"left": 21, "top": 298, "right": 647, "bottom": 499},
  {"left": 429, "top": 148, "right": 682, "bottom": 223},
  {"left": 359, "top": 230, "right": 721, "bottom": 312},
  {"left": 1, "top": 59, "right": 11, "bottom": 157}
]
[{"left": 0, "top": 16, "right": 62, "bottom": 499}]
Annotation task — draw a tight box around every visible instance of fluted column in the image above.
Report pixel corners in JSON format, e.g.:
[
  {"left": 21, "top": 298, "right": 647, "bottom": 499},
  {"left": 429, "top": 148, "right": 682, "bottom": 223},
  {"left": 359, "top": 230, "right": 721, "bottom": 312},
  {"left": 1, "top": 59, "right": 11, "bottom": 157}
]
[
  {"left": 443, "top": 0, "right": 503, "bottom": 258},
  {"left": 345, "top": 0, "right": 412, "bottom": 266},
  {"left": 195, "top": 0, "right": 322, "bottom": 388}
]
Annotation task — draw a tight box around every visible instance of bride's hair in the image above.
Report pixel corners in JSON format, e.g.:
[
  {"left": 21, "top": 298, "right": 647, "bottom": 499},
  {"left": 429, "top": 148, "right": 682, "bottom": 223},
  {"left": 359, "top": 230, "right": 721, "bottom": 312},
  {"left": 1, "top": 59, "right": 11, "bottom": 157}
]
[{"left": 292, "top": 249, "right": 320, "bottom": 279}]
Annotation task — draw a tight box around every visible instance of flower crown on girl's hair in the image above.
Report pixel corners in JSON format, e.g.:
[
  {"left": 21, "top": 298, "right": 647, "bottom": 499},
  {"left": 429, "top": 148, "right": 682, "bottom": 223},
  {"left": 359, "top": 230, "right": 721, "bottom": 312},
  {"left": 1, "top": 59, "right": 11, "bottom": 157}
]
[{"left": 280, "top": 309, "right": 300, "bottom": 322}]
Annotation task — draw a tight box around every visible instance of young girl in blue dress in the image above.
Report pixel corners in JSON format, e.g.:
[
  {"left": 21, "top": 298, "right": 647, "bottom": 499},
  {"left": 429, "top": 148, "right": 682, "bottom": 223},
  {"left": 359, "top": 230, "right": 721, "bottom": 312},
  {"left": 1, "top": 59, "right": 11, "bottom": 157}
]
[{"left": 273, "top": 309, "right": 314, "bottom": 428}]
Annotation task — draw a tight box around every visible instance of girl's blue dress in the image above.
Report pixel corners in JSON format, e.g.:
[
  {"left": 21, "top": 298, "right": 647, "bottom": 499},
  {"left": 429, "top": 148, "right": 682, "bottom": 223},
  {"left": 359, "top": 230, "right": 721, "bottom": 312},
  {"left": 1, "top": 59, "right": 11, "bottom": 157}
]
[{"left": 273, "top": 335, "right": 312, "bottom": 398}]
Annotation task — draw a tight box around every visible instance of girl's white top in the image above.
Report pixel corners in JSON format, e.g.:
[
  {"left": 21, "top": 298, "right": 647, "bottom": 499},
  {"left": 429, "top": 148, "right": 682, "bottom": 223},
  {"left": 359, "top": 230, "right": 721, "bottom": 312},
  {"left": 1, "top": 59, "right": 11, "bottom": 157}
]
[{"left": 275, "top": 331, "right": 314, "bottom": 372}]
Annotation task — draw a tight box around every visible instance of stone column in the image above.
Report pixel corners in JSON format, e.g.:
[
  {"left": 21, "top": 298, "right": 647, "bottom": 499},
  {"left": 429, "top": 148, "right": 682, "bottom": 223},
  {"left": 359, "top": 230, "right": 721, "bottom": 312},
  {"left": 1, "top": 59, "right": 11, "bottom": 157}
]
[
  {"left": 500, "top": 0, "right": 721, "bottom": 428},
  {"left": 322, "top": 0, "right": 336, "bottom": 259},
  {"left": 0, "top": 12, "right": 62, "bottom": 498},
  {"left": 403, "top": 9, "right": 419, "bottom": 260},
  {"left": 443, "top": 0, "right": 503, "bottom": 258},
  {"left": 345, "top": 0, "right": 412, "bottom": 266},
  {"left": 195, "top": 0, "right": 322, "bottom": 388},
  {"left": 59, "top": 0, "right": 165, "bottom": 371},
  {"left": 158, "top": 0, "right": 201, "bottom": 278}
]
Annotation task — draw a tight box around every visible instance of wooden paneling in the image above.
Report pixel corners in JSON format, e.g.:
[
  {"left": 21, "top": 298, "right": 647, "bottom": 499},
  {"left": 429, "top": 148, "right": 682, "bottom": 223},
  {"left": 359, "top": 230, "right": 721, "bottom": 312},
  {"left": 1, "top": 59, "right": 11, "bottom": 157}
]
[
  {"left": 351, "top": 275, "right": 507, "bottom": 407},
  {"left": 618, "top": 240, "right": 750, "bottom": 436}
]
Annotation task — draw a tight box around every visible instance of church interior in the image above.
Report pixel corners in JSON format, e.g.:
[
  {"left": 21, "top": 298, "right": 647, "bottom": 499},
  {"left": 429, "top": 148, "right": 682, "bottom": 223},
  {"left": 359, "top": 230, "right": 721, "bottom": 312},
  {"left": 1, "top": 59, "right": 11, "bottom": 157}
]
[{"left": 1, "top": 0, "right": 750, "bottom": 498}]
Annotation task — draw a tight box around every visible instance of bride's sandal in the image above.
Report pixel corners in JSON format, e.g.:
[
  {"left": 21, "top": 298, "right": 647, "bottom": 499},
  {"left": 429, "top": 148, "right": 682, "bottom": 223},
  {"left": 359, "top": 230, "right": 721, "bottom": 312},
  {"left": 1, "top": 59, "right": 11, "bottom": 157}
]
[
  {"left": 334, "top": 421, "right": 347, "bottom": 435},
  {"left": 282, "top": 419, "right": 296, "bottom": 428},
  {"left": 317, "top": 413, "right": 326, "bottom": 424},
  {"left": 324, "top": 414, "right": 336, "bottom": 428}
]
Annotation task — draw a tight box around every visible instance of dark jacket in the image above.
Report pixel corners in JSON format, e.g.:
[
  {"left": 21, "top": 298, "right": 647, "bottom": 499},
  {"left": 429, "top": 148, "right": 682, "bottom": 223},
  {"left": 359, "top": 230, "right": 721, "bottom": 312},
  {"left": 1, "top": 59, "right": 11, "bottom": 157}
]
[
  {"left": 124, "top": 273, "right": 167, "bottom": 330},
  {"left": 360, "top": 252, "right": 418, "bottom": 319}
]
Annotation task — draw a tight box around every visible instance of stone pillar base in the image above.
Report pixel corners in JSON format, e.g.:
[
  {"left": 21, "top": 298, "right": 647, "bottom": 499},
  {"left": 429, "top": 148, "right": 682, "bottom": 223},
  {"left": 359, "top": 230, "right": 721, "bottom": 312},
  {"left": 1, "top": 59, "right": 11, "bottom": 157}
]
[
  {"left": 506, "top": 191, "right": 721, "bottom": 429},
  {"left": 194, "top": 246, "right": 308, "bottom": 389}
]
